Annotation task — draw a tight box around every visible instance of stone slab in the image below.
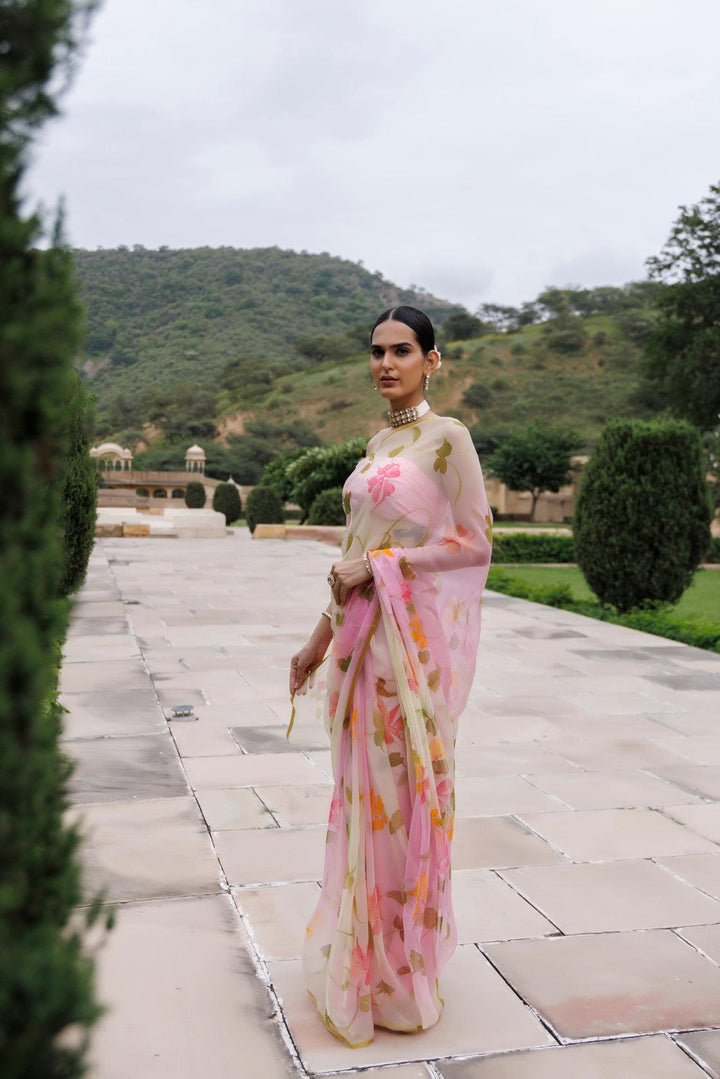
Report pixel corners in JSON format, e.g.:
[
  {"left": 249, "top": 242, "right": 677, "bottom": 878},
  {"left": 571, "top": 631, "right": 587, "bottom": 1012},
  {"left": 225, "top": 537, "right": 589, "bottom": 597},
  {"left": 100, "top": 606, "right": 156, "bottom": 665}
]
[
  {"left": 525, "top": 769, "right": 701, "bottom": 810},
  {"left": 485, "top": 929, "right": 720, "bottom": 1040},
  {"left": 234, "top": 882, "right": 321, "bottom": 959},
  {"left": 518, "top": 808, "right": 718, "bottom": 861},
  {"left": 67, "top": 732, "right": 188, "bottom": 804},
  {"left": 183, "top": 752, "right": 330, "bottom": 790},
  {"left": 195, "top": 786, "right": 277, "bottom": 830},
  {"left": 452, "top": 869, "right": 558, "bottom": 943},
  {"left": 658, "top": 853, "right": 720, "bottom": 900},
  {"left": 499, "top": 859, "right": 720, "bottom": 933},
  {"left": 270, "top": 945, "right": 555, "bottom": 1072},
  {"left": 213, "top": 825, "right": 326, "bottom": 885},
  {"left": 452, "top": 816, "right": 569, "bottom": 870},
  {"left": 436, "top": 1034, "right": 710, "bottom": 1077},
  {"left": 67, "top": 796, "right": 221, "bottom": 901},
  {"left": 675, "top": 1030, "right": 720, "bottom": 1079},
  {"left": 88, "top": 894, "right": 295, "bottom": 1078}
]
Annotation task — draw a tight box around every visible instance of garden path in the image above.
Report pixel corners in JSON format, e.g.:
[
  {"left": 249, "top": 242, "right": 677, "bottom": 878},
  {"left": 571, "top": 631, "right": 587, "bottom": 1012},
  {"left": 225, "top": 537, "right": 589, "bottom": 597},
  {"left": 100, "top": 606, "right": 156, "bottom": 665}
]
[{"left": 61, "top": 531, "right": 720, "bottom": 1078}]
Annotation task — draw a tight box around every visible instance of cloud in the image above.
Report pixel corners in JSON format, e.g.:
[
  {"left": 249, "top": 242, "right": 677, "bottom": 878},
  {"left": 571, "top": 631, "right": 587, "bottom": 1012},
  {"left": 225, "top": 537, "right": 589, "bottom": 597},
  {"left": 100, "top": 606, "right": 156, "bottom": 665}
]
[{"left": 25, "top": 0, "right": 720, "bottom": 306}]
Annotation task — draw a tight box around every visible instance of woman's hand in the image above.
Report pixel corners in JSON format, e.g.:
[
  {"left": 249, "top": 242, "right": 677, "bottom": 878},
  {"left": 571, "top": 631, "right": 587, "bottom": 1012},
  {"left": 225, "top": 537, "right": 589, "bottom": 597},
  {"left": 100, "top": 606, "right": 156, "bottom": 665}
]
[
  {"left": 328, "top": 557, "right": 372, "bottom": 606},
  {"left": 289, "top": 615, "right": 333, "bottom": 696}
]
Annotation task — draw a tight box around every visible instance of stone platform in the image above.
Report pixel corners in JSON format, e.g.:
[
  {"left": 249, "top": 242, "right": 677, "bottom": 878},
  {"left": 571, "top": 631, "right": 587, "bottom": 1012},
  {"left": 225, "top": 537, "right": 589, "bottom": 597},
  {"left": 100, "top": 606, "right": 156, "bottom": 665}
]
[{"left": 61, "top": 531, "right": 720, "bottom": 1078}]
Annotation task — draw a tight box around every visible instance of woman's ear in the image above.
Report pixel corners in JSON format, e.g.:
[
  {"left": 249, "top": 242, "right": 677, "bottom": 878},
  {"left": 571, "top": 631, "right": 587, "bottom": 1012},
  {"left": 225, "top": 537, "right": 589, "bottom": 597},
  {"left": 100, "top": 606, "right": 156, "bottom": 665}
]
[{"left": 426, "top": 348, "right": 442, "bottom": 373}]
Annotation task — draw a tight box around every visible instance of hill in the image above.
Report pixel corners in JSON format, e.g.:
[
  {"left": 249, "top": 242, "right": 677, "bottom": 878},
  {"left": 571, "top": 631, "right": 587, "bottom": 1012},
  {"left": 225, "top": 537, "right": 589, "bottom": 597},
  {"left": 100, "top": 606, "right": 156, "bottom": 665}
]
[
  {"left": 254, "top": 313, "right": 656, "bottom": 448},
  {"left": 72, "top": 247, "right": 665, "bottom": 480},
  {"left": 73, "top": 245, "right": 458, "bottom": 430}
]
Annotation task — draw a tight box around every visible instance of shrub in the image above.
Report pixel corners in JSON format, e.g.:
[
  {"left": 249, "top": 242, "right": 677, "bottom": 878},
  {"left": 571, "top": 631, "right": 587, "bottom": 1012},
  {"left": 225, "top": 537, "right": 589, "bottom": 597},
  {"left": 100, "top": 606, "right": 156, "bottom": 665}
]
[
  {"left": 574, "top": 419, "right": 712, "bottom": 612},
  {"left": 492, "top": 534, "right": 575, "bottom": 563},
  {"left": 185, "top": 480, "right": 206, "bottom": 508},
  {"left": 463, "top": 382, "right": 493, "bottom": 409},
  {"left": 286, "top": 437, "right": 366, "bottom": 520},
  {"left": 707, "top": 536, "right": 720, "bottom": 563},
  {"left": 308, "top": 487, "right": 346, "bottom": 526},
  {"left": 58, "top": 373, "right": 97, "bottom": 596},
  {"left": 246, "top": 485, "right": 285, "bottom": 534},
  {"left": 212, "top": 482, "right": 241, "bottom": 524}
]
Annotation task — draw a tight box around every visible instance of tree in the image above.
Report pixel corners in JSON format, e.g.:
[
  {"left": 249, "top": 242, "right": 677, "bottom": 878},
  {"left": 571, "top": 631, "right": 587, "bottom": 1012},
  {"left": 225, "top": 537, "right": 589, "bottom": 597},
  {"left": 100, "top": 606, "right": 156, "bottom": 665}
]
[
  {"left": 185, "top": 480, "right": 206, "bottom": 508},
  {"left": 462, "top": 381, "right": 493, "bottom": 409},
  {"left": 486, "top": 422, "right": 584, "bottom": 520},
  {"left": 644, "top": 182, "right": 720, "bottom": 430},
  {"left": 58, "top": 372, "right": 98, "bottom": 595},
  {"left": 308, "top": 487, "right": 345, "bottom": 525},
  {"left": 0, "top": 3, "right": 105, "bottom": 1076},
  {"left": 286, "top": 437, "right": 367, "bottom": 521},
  {"left": 441, "top": 311, "right": 486, "bottom": 340},
  {"left": 574, "top": 419, "right": 712, "bottom": 612},
  {"left": 212, "top": 482, "right": 241, "bottom": 524},
  {"left": 245, "top": 486, "right": 285, "bottom": 534}
]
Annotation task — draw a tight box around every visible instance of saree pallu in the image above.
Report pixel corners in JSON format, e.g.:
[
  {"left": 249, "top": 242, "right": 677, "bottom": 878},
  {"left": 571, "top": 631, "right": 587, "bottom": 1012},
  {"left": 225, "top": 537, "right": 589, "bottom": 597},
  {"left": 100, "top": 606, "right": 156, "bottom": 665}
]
[{"left": 304, "top": 547, "right": 482, "bottom": 1048}]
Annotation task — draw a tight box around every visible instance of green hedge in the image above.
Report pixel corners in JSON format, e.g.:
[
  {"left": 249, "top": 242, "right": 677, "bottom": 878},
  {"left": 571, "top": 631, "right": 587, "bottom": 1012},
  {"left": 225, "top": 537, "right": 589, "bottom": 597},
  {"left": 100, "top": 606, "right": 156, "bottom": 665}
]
[
  {"left": 58, "top": 373, "right": 98, "bottom": 596},
  {"left": 707, "top": 536, "right": 720, "bottom": 564},
  {"left": 487, "top": 568, "right": 720, "bottom": 652},
  {"left": 574, "top": 418, "right": 712, "bottom": 612},
  {"left": 185, "top": 480, "right": 206, "bottom": 508},
  {"left": 245, "top": 485, "right": 285, "bottom": 534},
  {"left": 308, "top": 487, "right": 345, "bottom": 526},
  {"left": 212, "top": 482, "right": 241, "bottom": 524},
  {"left": 492, "top": 533, "right": 575, "bottom": 563}
]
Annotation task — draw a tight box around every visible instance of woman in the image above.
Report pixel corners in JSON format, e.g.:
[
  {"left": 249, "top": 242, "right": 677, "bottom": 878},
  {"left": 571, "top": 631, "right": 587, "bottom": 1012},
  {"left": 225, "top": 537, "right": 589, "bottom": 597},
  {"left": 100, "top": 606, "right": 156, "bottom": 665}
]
[{"left": 289, "top": 306, "right": 492, "bottom": 1047}]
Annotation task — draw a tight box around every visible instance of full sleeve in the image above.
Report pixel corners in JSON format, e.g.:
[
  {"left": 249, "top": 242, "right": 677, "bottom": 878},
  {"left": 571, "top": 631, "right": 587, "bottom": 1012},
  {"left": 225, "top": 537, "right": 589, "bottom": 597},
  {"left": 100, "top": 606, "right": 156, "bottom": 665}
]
[{"left": 372, "top": 422, "right": 493, "bottom": 575}]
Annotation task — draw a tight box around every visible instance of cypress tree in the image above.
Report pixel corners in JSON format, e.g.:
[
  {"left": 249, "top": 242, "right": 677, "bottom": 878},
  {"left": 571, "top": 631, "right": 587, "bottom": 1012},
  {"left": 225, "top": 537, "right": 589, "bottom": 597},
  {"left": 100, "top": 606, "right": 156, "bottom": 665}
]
[
  {"left": 0, "top": 3, "right": 105, "bottom": 1075},
  {"left": 212, "top": 481, "right": 242, "bottom": 524},
  {"left": 185, "top": 479, "right": 206, "bottom": 508},
  {"left": 245, "top": 485, "right": 285, "bottom": 534},
  {"left": 574, "top": 419, "right": 712, "bottom": 612},
  {"left": 59, "top": 372, "right": 98, "bottom": 596}
]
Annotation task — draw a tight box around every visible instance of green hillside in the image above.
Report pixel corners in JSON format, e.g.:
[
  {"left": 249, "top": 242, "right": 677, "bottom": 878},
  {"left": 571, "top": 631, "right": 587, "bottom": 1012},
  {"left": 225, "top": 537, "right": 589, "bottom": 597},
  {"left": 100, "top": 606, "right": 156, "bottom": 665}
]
[
  {"left": 270, "top": 314, "right": 656, "bottom": 447},
  {"left": 73, "top": 245, "right": 457, "bottom": 425},
  {"left": 73, "top": 246, "right": 665, "bottom": 480}
]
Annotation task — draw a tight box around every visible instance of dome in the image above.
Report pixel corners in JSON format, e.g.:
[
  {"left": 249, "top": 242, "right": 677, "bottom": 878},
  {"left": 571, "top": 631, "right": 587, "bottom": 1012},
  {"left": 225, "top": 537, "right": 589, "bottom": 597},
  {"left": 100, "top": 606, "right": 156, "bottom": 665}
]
[{"left": 91, "top": 441, "right": 132, "bottom": 458}]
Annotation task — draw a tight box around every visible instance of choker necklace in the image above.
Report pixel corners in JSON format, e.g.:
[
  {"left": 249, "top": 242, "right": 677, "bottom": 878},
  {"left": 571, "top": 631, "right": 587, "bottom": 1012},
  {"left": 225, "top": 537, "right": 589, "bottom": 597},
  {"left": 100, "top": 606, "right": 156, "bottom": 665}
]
[{"left": 388, "top": 399, "right": 430, "bottom": 428}]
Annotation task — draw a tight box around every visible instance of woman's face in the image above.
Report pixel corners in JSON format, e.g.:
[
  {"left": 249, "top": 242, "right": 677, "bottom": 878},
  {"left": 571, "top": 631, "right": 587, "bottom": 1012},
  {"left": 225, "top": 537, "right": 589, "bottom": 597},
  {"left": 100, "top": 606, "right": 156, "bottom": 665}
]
[{"left": 370, "top": 319, "right": 437, "bottom": 410}]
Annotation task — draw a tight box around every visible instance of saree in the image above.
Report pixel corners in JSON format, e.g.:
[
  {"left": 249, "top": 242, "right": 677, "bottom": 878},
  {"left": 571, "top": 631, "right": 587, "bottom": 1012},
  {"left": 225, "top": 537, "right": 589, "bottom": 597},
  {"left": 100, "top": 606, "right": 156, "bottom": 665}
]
[{"left": 304, "top": 412, "right": 493, "bottom": 1047}]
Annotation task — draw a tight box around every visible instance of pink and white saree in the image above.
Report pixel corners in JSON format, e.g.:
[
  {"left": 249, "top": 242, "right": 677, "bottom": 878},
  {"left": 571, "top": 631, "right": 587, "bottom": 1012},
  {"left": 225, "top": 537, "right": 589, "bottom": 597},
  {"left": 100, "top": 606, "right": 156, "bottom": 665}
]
[{"left": 304, "top": 413, "right": 492, "bottom": 1047}]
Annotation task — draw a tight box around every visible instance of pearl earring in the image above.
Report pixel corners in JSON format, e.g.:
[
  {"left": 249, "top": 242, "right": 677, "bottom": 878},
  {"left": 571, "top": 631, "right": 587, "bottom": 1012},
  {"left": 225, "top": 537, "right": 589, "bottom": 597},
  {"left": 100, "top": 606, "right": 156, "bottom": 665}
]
[{"left": 424, "top": 372, "right": 430, "bottom": 392}]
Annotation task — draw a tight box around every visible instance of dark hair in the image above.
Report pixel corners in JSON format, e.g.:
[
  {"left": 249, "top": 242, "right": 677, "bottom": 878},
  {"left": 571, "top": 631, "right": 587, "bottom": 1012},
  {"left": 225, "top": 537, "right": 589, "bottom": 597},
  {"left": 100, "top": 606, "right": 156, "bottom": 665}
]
[{"left": 371, "top": 306, "right": 436, "bottom": 355}]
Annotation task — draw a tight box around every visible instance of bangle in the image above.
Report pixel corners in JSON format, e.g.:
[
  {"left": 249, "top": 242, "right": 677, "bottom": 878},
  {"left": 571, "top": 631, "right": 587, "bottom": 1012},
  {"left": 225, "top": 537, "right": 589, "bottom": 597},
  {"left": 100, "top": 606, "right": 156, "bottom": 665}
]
[
  {"left": 363, "top": 552, "right": 372, "bottom": 577},
  {"left": 320, "top": 610, "right": 331, "bottom": 621}
]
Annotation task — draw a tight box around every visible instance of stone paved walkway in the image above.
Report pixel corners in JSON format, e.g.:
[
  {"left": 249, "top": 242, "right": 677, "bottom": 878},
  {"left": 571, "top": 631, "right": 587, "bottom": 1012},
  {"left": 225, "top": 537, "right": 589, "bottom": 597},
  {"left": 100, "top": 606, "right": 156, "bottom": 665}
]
[{"left": 61, "top": 532, "right": 720, "bottom": 1078}]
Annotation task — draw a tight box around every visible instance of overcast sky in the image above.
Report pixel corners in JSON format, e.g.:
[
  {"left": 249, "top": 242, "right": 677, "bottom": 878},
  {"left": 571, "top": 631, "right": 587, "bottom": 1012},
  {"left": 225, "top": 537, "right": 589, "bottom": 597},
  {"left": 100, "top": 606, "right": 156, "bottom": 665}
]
[{"left": 27, "top": 0, "right": 720, "bottom": 308}]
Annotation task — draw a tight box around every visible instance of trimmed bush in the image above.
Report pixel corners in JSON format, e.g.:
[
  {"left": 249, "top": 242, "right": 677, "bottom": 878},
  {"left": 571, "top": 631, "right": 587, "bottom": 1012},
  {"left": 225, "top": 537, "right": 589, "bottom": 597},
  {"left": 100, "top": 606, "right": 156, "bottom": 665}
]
[
  {"left": 308, "top": 487, "right": 346, "bottom": 526},
  {"left": 246, "top": 485, "right": 285, "bottom": 534},
  {"left": 58, "top": 373, "right": 98, "bottom": 596},
  {"left": 212, "top": 482, "right": 241, "bottom": 524},
  {"left": 185, "top": 480, "right": 206, "bottom": 508},
  {"left": 492, "top": 533, "right": 575, "bottom": 563},
  {"left": 707, "top": 536, "right": 720, "bottom": 564},
  {"left": 574, "top": 419, "right": 712, "bottom": 612}
]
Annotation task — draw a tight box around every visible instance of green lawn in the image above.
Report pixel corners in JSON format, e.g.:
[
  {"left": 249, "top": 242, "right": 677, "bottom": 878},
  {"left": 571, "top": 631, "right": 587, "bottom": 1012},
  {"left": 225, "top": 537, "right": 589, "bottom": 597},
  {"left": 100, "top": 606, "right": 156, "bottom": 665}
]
[{"left": 490, "top": 565, "right": 720, "bottom": 621}]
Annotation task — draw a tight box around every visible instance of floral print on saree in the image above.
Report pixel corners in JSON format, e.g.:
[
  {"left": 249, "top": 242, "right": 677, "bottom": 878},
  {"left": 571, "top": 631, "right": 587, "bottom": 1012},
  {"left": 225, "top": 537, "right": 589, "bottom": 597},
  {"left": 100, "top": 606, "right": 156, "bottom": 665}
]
[{"left": 303, "top": 414, "right": 492, "bottom": 1047}]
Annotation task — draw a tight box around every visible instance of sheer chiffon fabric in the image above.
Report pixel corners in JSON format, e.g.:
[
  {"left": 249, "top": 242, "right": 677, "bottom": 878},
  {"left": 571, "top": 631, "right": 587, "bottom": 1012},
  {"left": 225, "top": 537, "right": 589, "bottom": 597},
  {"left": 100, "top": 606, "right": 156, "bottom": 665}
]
[{"left": 304, "top": 413, "right": 492, "bottom": 1047}]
